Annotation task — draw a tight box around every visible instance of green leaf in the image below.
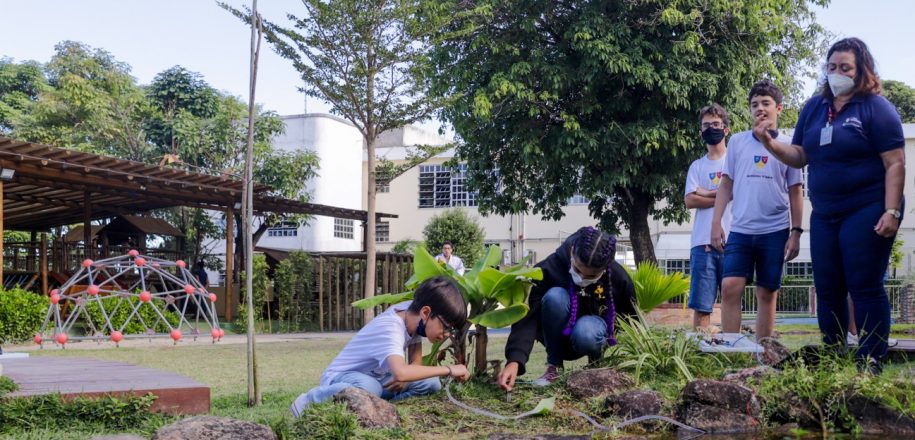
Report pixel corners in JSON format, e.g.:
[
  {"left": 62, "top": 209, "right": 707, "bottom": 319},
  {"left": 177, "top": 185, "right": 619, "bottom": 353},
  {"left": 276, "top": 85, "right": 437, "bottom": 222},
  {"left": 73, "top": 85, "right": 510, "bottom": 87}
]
[
  {"left": 529, "top": 397, "right": 555, "bottom": 415},
  {"left": 352, "top": 291, "right": 414, "bottom": 310},
  {"left": 626, "top": 262, "right": 690, "bottom": 312},
  {"left": 469, "top": 303, "right": 529, "bottom": 328},
  {"left": 404, "top": 246, "right": 448, "bottom": 290}
]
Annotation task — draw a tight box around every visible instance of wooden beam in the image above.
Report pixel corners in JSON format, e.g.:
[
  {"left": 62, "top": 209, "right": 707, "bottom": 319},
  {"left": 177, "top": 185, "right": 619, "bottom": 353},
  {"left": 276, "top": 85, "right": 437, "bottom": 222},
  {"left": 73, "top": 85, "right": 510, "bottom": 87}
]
[
  {"left": 0, "top": 181, "right": 4, "bottom": 283},
  {"left": 318, "top": 256, "right": 324, "bottom": 332},
  {"left": 225, "top": 210, "right": 234, "bottom": 322},
  {"left": 84, "top": 191, "right": 92, "bottom": 259},
  {"left": 40, "top": 232, "right": 47, "bottom": 295}
]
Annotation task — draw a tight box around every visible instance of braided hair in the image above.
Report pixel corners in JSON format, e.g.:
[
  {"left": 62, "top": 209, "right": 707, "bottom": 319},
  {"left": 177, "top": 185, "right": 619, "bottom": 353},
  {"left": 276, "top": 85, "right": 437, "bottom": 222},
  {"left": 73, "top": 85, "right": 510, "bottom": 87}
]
[{"left": 563, "top": 226, "right": 618, "bottom": 346}]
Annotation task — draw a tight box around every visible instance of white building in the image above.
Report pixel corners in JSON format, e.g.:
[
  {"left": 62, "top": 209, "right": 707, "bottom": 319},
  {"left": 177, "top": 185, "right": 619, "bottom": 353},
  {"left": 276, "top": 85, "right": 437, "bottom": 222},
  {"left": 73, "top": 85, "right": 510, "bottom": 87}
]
[{"left": 258, "top": 114, "right": 915, "bottom": 277}]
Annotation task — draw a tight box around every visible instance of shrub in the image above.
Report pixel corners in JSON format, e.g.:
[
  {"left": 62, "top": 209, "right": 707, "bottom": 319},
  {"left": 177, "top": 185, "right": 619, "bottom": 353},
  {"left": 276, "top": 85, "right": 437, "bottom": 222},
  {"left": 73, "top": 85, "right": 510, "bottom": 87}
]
[
  {"left": 0, "top": 393, "right": 162, "bottom": 434},
  {"left": 236, "top": 254, "right": 269, "bottom": 329},
  {"left": 291, "top": 402, "right": 358, "bottom": 440},
  {"left": 274, "top": 251, "right": 314, "bottom": 332},
  {"left": 83, "top": 295, "right": 180, "bottom": 334},
  {"left": 391, "top": 238, "right": 422, "bottom": 255},
  {"left": 0, "top": 287, "right": 49, "bottom": 343},
  {"left": 422, "top": 209, "right": 485, "bottom": 266},
  {"left": 0, "top": 376, "right": 17, "bottom": 396},
  {"left": 626, "top": 262, "right": 690, "bottom": 313}
]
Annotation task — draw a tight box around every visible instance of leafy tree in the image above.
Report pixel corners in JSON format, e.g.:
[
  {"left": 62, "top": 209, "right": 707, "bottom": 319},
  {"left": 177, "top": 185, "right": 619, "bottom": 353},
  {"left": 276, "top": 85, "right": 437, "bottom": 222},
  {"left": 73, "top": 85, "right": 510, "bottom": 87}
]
[
  {"left": 223, "top": 0, "right": 445, "bottom": 318},
  {"left": 14, "top": 41, "right": 152, "bottom": 160},
  {"left": 0, "top": 58, "right": 48, "bottom": 134},
  {"left": 422, "top": 209, "right": 485, "bottom": 266},
  {"left": 884, "top": 79, "right": 915, "bottom": 123},
  {"left": 423, "top": 0, "right": 828, "bottom": 263},
  {"left": 145, "top": 65, "right": 220, "bottom": 153}
]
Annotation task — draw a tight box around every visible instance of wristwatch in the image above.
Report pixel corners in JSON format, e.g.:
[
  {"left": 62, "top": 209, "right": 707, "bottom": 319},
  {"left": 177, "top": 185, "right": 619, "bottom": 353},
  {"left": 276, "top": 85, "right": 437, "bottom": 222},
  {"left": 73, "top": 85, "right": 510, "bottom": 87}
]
[
  {"left": 886, "top": 208, "right": 902, "bottom": 220},
  {"left": 790, "top": 227, "right": 804, "bottom": 234}
]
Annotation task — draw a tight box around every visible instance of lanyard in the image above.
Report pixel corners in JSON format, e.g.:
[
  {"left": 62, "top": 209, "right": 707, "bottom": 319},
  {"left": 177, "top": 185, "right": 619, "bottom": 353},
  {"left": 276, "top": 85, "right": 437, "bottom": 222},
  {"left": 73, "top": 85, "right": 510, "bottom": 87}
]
[{"left": 826, "top": 105, "right": 836, "bottom": 127}]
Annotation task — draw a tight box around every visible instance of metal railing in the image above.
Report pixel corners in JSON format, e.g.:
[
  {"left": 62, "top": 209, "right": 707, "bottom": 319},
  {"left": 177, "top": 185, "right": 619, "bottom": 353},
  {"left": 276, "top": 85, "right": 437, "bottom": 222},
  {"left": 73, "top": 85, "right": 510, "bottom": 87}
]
[{"left": 671, "top": 283, "right": 910, "bottom": 319}]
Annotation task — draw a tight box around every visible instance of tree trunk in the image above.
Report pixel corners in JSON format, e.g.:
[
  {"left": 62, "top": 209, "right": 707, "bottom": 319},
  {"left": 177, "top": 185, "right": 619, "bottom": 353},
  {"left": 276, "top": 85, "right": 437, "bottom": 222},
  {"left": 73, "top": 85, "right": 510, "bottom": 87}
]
[
  {"left": 473, "top": 325, "right": 488, "bottom": 376},
  {"left": 452, "top": 322, "right": 471, "bottom": 366},
  {"left": 627, "top": 190, "right": 657, "bottom": 265},
  {"left": 364, "top": 135, "right": 377, "bottom": 324}
]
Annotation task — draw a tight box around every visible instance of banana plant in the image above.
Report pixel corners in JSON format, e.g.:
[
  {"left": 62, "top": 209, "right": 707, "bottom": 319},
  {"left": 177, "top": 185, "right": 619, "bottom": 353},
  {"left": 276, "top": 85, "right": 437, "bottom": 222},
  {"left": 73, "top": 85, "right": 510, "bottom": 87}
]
[{"left": 354, "top": 244, "right": 542, "bottom": 375}]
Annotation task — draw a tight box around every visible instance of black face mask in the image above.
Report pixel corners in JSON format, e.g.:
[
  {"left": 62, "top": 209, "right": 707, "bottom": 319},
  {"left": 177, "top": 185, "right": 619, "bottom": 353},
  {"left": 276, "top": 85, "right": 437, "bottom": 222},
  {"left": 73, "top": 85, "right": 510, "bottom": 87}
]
[
  {"left": 416, "top": 319, "right": 427, "bottom": 337},
  {"left": 701, "top": 127, "right": 726, "bottom": 145}
]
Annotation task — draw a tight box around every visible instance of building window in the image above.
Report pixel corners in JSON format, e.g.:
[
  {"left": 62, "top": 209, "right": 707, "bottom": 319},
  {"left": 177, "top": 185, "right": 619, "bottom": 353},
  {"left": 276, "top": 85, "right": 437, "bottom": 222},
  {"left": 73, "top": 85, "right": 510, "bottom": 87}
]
[
  {"left": 267, "top": 222, "right": 298, "bottom": 237},
  {"left": 376, "top": 221, "right": 389, "bottom": 242},
  {"left": 785, "top": 261, "right": 814, "bottom": 278},
  {"left": 334, "top": 218, "right": 354, "bottom": 239},
  {"left": 376, "top": 182, "right": 390, "bottom": 193},
  {"left": 418, "top": 164, "right": 477, "bottom": 208},
  {"left": 568, "top": 194, "right": 589, "bottom": 205},
  {"left": 663, "top": 259, "right": 690, "bottom": 276}
]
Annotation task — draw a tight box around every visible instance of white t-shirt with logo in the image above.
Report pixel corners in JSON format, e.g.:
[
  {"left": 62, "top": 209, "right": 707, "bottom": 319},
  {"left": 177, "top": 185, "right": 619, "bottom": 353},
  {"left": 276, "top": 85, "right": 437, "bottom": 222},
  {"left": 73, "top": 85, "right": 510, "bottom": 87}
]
[
  {"left": 320, "top": 301, "right": 421, "bottom": 386},
  {"left": 722, "top": 131, "right": 802, "bottom": 235},
  {"left": 685, "top": 154, "right": 731, "bottom": 248}
]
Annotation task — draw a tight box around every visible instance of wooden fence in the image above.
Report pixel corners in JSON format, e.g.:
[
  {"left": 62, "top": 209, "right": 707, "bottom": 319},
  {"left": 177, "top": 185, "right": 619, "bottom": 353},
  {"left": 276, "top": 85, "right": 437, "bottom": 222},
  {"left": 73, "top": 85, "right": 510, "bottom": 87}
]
[{"left": 312, "top": 252, "right": 413, "bottom": 331}]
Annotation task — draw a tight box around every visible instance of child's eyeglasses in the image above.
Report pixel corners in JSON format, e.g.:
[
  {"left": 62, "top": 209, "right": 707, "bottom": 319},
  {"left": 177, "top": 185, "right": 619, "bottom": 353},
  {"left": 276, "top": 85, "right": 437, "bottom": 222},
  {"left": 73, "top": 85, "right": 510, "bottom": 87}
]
[
  {"left": 701, "top": 122, "right": 725, "bottom": 130},
  {"left": 435, "top": 315, "right": 457, "bottom": 335}
]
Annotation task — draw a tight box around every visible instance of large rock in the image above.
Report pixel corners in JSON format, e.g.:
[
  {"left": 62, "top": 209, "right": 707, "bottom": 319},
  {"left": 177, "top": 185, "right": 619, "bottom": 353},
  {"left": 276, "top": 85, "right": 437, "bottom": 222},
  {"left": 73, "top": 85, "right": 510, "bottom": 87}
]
[
  {"left": 605, "top": 390, "right": 664, "bottom": 419},
  {"left": 676, "top": 380, "right": 761, "bottom": 434},
  {"left": 847, "top": 395, "right": 915, "bottom": 435},
  {"left": 758, "top": 338, "right": 791, "bottom": 366},
  {"left": 153, "top": 416, "right": 276, "bottom": 440},
  {"left": 565, "top": 368, "right": 633, "bottom": 399},
  {"left": 334, "top": 387, "right": 401, "bottom": 428},
  {"left": 677, "top": 402, "right": 761, "bottom": 434},
  {"left": 680, "top": 379, "right": 760, "bottom": 417}
]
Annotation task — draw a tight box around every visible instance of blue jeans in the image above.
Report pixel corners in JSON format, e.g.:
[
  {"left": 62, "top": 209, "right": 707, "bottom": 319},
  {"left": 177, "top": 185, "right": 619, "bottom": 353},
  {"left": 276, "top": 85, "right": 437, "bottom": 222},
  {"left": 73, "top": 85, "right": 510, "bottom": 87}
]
[
  {"left": 722, "top": 229, "right": 789, "bottom": 291},
  {"left": 290, "top": 371, "right": 441, "bottom": 417},
  {"left": 811, "top": 201, "right": 897, "bottom": 361},
  {"left": 688, "top": 245, "right": 724, "bottom": 313},
  {"left": 541, "top": 287, "right": 608, "bottom": 367}
]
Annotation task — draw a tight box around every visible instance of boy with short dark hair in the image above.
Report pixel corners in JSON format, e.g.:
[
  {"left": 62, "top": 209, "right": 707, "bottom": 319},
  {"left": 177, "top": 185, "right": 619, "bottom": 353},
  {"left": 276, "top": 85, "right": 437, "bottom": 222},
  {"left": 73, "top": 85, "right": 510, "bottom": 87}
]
[
  {"left": 711, "top": 79, "right": 804, "bottom": 338},
  {"left": 291, "top": 276, "right": 470, "bottom": 416}
]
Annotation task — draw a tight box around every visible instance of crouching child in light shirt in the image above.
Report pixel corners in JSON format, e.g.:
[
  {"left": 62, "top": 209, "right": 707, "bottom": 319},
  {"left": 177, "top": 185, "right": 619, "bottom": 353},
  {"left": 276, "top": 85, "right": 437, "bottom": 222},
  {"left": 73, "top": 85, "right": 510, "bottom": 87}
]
[{"left": 291, "top": 276, "right": 470, "bottom": 416}]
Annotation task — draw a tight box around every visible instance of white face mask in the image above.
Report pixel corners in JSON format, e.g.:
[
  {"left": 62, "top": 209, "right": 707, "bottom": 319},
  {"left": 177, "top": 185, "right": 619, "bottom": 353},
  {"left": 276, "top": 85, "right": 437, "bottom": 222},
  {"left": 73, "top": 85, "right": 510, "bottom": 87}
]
[
  {"left": 827, "top": 73, "right": 855, "bottom": 97},
  {"left": 569, "top": 265, "right": 601, "bottom": 287}
]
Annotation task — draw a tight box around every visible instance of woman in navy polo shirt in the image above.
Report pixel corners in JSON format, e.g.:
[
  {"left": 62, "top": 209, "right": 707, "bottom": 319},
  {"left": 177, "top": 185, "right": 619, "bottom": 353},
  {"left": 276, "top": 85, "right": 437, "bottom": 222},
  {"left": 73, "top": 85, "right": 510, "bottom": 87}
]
[{"left": 753, "top": 37, "right": 905, "bottom": 372}]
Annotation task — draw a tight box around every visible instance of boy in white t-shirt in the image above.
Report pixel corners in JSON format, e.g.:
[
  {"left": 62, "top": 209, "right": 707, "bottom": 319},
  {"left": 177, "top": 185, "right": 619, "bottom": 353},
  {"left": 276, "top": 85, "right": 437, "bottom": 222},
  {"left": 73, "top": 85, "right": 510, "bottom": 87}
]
[
  {"left": 684, "top": 104, "right": 732, "bottom": 330},
  {"left": 711, "top": 80, "right": 804, "bottom": 338},
  {"left": 291, "top": 276, "right": 470, "bottom": 416}
]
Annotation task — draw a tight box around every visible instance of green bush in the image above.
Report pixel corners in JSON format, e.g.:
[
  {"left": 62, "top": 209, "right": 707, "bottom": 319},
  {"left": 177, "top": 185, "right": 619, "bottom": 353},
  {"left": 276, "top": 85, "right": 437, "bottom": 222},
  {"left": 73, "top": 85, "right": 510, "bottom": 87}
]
[
  {"left": 0, "top": 393, "right": 163, "bottom": 434},
  {"left": 236, "top": 254, "right": 269, "bottom": 329},
  {"left": 391, "top": 238, "right": 422, "bottom": 255},
  {"left": 274, "top": 251, "right": 314, "bottom": 332},
  {"left": 83, "top": 296, "right": 180, "bottom": 334},
  {"left": 291, "top": 402, "right": 358, "bottom": 440},
  {"left": 0, "top": 287, "right": 49, "bottom": 343},
  {"left": 0, "top": 376, "right": 17, "bottom": 396},
  {"left": 422, "top": 208, "right": 485, "bottom": 267}
]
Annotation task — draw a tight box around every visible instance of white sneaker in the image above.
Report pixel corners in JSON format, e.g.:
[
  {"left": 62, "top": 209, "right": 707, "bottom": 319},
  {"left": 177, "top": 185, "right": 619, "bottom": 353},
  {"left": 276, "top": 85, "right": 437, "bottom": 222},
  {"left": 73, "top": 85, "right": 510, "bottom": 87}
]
[
  {"left": 697, "top": 333, "right": 763, "bottom": 353},
  {"left": 888, "top": 337, "right": 898, "bottom": 348},
  {"left": 847, "top": 332, "right": 859, "bottom": 346}
]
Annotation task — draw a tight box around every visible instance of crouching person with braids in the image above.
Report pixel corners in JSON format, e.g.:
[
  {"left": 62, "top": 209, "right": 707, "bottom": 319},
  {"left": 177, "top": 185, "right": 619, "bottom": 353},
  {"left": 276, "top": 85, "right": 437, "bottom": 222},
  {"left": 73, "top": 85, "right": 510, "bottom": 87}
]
[{"left": 498, "top": 227, "right": 638, "bottom": 390}]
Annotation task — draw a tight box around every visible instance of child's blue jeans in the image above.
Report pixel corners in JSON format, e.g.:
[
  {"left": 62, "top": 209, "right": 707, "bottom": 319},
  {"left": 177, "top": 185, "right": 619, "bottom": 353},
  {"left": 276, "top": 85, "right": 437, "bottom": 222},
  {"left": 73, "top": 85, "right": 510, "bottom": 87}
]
[
  {"left": 541, "top": 286, "right": 608, "bottom": 367},
  {"left": 290, "top": 371, "right": 441, "bottom": 417}
]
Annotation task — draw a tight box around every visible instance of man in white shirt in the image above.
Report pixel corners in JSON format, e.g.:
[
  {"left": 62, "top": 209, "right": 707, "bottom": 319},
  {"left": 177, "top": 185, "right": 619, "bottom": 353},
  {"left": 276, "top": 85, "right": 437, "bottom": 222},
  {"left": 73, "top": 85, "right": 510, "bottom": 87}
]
[
  {"left": 685, "top": 104, "right": 732, "bottom": 330},
  {"left": 435, "top": 241, "right": 466, "bottom": 275},
  {"left": 711, "top": 79, "right": 804, "bottom": 339}
]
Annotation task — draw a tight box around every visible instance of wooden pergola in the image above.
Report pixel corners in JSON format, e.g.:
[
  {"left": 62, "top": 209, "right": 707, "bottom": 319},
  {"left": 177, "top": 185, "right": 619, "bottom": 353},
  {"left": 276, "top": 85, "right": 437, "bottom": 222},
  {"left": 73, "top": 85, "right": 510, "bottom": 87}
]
[{"left": 0, "top": 136, "right": 395, "bottom": 318}]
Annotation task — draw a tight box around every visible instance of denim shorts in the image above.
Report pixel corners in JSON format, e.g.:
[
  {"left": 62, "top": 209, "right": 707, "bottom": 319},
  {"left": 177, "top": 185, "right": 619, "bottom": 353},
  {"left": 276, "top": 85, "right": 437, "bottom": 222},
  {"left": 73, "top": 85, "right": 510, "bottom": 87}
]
[
  {"left": 722, "top": 229, "right": 789, "bottom": 291},
  {"left": 687, "top": 245, "right": 724, "bottom": 313}
]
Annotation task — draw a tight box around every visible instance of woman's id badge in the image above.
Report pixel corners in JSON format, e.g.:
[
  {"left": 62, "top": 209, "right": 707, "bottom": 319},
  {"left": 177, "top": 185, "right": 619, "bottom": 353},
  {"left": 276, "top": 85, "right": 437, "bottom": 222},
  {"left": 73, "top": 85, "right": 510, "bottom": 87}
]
[{"left": 820, "top": 126, "right": 833, "bottom": 146}]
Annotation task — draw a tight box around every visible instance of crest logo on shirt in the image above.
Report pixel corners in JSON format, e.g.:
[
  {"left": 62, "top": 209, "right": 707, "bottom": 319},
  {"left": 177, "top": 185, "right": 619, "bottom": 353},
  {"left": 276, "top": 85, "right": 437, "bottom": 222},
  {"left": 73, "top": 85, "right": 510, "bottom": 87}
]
[
  {"left": 753, "top": 155, "right": 768, "bottom": 169},
  {"left": 708, "top": 171, "right": 721, "bottom": 185}
]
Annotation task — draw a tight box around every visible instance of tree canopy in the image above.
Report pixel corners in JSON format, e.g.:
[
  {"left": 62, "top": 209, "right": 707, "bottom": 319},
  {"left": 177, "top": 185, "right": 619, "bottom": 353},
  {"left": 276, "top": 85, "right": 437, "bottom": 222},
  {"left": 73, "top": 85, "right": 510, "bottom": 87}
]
[
  {"left": 423, "top": 0, "right": 828, "bottom": 262},
  {"left": 884, "top": 79, "right": 915, "bottom": 123}
]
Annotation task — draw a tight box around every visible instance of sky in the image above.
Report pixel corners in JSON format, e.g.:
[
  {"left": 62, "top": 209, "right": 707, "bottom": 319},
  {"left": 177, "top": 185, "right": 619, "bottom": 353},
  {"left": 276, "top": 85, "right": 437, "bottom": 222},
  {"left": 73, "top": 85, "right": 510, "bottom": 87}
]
[{"left": 3, "top": 0, "right": 915, "bottom": 126}]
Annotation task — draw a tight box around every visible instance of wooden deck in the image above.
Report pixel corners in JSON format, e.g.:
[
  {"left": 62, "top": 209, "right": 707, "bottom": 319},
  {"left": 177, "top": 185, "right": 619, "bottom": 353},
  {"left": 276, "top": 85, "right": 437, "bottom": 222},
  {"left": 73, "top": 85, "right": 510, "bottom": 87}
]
[{"left": 0, "top": 357, "right": 209, "bottom": 415}]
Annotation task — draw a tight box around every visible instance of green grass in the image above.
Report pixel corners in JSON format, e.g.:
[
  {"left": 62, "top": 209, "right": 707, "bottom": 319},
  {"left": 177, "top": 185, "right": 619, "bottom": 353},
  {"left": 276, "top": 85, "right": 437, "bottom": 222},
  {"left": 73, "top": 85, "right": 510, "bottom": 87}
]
[{"left": 5, "top": 326, "right": 915, "bottom": 439}]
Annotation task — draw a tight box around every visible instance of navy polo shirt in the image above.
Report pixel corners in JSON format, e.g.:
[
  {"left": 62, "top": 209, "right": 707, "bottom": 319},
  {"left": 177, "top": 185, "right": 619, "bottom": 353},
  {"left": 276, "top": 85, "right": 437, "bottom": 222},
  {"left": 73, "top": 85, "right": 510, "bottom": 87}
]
[{"left": 792, "top": 93, "right": 904, "bottom": 215}]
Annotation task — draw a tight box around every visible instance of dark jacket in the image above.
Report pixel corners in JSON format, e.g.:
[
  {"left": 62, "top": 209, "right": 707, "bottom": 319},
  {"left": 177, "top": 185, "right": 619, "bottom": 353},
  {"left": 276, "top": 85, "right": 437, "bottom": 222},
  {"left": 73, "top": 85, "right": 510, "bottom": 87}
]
[{"left": 504, "top": 231, "right": 638, "bottom": 375}]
